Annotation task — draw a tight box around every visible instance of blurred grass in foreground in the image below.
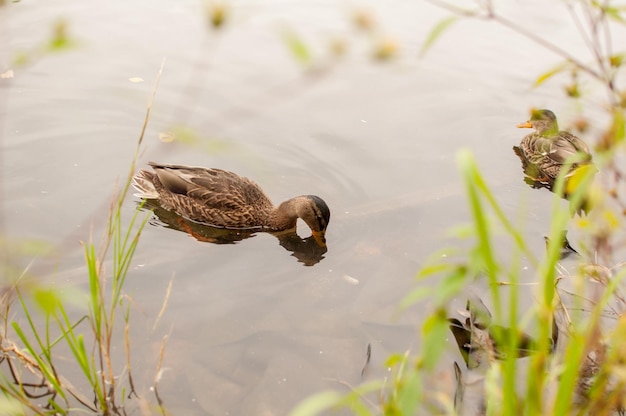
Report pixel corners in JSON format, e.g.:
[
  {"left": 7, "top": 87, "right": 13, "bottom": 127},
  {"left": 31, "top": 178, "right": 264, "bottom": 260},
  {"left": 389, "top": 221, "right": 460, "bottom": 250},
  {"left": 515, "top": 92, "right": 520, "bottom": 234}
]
[{"left": 292, "top": 1, "right": 626, "bottom": 414}]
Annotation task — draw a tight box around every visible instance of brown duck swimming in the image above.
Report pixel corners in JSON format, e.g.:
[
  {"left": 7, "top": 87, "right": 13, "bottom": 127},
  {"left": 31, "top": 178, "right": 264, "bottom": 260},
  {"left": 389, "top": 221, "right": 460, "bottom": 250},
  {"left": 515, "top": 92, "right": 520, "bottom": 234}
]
[
  {"left": 515, "top": 109, "right": 593, "bottom": 183},
  {"left": 132, "top": 163, "right": 330, "bottom": 246}
]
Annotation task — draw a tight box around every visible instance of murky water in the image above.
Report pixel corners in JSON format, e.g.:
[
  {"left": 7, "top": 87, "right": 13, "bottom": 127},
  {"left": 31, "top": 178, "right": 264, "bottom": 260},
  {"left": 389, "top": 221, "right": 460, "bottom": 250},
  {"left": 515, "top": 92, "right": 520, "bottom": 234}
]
[{"left": 1, "top": 0, "right": 619, "bottom": 414}]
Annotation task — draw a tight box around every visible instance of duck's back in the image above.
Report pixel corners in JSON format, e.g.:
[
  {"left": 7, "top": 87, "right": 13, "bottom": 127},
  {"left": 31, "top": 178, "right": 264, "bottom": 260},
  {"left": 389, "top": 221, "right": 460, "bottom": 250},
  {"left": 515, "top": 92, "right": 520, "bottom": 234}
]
[
  {"left": 520, "top": 132, "right": 591, "bottom": 179},
  {"left": 555, "top": 131, "right": 592, "bottom": 164},
  {"left": 148, "top": 163, "right": 275, "bottom": 229}
]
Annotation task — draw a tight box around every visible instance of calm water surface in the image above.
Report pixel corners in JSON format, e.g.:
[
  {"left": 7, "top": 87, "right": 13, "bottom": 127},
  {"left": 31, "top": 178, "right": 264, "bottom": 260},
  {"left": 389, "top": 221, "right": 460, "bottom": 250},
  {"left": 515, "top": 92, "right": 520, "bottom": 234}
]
[{"left": 1, "top": 0, "right": 614, "bottom": 414}]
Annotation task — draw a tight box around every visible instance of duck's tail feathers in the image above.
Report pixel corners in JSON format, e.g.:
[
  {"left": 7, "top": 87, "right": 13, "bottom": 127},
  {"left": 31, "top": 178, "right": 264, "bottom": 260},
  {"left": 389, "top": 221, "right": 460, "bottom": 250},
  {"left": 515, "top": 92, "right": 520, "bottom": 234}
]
[{"left": 132, "top": 170, "right": 159, "bottom": 199}]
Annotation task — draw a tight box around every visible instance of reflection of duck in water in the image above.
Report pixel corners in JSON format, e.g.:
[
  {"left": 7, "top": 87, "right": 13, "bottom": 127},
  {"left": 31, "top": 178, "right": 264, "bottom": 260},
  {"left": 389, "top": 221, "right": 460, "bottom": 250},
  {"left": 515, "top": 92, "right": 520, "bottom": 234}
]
[
  {"left": 449, "top": 297, "right": 556, "bottom": 415},
  {"left": 132, "top": 162, "right": 330, "bottom": 245},
  {"left": 141, "top": 199, "right": 328, "bottom": 266},
  {"left": 513, "top": 109, "right": 596, "bottom": 213},
  {"left": 132, "top": 163, "right": 330, "bottom": 265}
]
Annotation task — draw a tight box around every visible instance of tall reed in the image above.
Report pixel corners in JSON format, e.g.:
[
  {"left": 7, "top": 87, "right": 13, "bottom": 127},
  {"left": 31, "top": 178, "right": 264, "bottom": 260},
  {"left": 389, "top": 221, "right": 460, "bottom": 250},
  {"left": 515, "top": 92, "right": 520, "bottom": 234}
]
[{"left": 0, "top": 60, "right": 165, "bottom": 415}]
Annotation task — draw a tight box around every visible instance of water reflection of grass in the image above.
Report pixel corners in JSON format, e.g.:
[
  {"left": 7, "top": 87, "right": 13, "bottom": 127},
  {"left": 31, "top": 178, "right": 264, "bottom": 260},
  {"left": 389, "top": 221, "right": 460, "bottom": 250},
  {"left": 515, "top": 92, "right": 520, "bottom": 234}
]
[{"left": 292, "top": 1, "right": 626, "bottom": 415}]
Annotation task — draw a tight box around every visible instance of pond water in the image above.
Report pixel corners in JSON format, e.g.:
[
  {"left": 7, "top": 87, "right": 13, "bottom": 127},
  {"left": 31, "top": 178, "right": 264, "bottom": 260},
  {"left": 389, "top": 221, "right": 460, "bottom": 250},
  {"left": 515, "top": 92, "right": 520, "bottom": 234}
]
[{"left": 1, "top": 0, "right": 618, "bottom": 414}]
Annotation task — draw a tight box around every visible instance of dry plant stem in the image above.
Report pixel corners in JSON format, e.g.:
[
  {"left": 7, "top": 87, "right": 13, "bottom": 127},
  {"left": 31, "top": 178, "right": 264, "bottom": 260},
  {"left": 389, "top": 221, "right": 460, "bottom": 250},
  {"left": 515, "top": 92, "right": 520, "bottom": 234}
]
[
  {"left": 361, "top": 343, "right": 371, "bottom": 378},
  {"left": 322, "top": 377, "right": 379, "bottom": 411},
  {"left": 565, "top": 2, "right": 605, "bottom": 74},
  {"left": 134, "top": 58, "right": 166, "bottom": 167},
  {"left": 59, "top": 375, "right": 98, "bottom": 412},
  {"left": 4, "top": 343, "right": 53, "bottom": 393},
  {"left": 496, "top": 281, "right": 538, "bottom": 286},
  {"left": 555, "top": 286, "right": 581, "bottom": 330},
  {"left": 567, "top": 0, "right": 618, "bottom": 100},
  {"left": 153, "top": 334, "right": 169, "bottom": 415},
  {"left": 608, "top": 165, "right": 626, "bottom": 213},
  {"left": 125, "top": 318, "right": 138, "bottom": 400},
  {"left": 97, "top": 55, "right": 165, "bottom": 269},
  {"left": 86, "top": 57, "right": 165, "bottom": 413},
  {"left": 424, "top": 0, "right": 618, "bottom": 102},
  {"left": 2, "top": 345, "right": 96, "bottom": 413},
  {"left": 1, "top": 289, "right": 12, "bottom": 336},
  {"left": 153, "top": 275, "right": 174, "bottom": 332}
]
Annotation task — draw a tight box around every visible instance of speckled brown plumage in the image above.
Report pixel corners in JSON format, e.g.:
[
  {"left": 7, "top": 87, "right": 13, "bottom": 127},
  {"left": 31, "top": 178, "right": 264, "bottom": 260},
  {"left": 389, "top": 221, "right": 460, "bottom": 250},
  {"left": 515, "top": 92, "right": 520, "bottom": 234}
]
[
  {"left": 515, "top": 109, "right": 593, "bottom": 182},
  {"left": 132, "top": 162, "right": 330, "bottom": 245}
]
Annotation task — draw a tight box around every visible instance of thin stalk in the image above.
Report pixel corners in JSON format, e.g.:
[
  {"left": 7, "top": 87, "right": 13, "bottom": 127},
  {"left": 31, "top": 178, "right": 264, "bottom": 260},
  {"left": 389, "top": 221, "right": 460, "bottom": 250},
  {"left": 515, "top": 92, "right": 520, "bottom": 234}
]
[
  {"left": 458, "top": 150, "right": 502, "bottom": 316},
  {"left": 10, "top": 322, "right": 64, "bottom": 401},
  {"left": 425, "top": 0, "right": 619, "bottom": 104}
]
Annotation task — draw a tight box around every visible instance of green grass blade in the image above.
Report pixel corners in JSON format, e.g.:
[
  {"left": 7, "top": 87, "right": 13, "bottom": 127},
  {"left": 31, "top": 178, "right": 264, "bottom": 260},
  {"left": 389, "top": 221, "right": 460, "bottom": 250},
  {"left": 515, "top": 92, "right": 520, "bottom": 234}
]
[
  {"left": 289, "top": 391, "right": 346, "bottom": 416},
  {"left": 14, "top": 289, "right": 51, "bottom": 362},
  {"left": 533, "top": 61, "right": 570, "bottom": 87},
  {"left": 280, "top": 29, "right": 312, "bottom": 66},
  {"left": 10, "top": 322, "right": 66, "bottom": 400},
  {"left": 420, "top": 16, "right": 458, "bottom": 57},
  {"left": 457, "top": 149, "right": 502, "bottom": 315}
]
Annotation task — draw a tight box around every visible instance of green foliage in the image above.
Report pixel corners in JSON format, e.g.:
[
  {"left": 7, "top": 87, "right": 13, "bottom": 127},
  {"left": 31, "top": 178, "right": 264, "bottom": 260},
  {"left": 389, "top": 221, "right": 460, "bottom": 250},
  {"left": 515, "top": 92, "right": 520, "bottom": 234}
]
[
  {"left": 13, "top": 18, "right": 77, "bottom": 67},
  {"left": 0, "top": 398, "right": 27, "bottom": 416},
  {"left": 206, "top": 1, "right": 228, "bottom": 29},
  {"left": 533, "top": 62, "right": 571, "bottom": 87},
  {"left": 0, "top": 237, "right": 52, "bottom": 257},
  {"left": 293, "top": 0, "right": 626, "bottom": 406},
  {"left": 419, "top": 16, "right": 459, "bottom": 57},
  {"left": 419, "top": 309, "right": 449, "bottom": 371},
  {"left": 289, "top": 381, "right": 384, "bottom": 416},
  {"left": 281, "top": 29, "right": 313, "bottom": 66},
  {"left": 2, "top": 1, "right": 626, "bottom": 414},
  {"left": 0, "top": 62, "right": 164, "bottom": 413},
  {"left": 290, "top": 391, "right": 345, "bottom": 416},
  {"left": 160, "top": 126, "right": 233, "bottom": 154},
  {"left": 46, "top": 19, "right": 74, "bottom": 51}
]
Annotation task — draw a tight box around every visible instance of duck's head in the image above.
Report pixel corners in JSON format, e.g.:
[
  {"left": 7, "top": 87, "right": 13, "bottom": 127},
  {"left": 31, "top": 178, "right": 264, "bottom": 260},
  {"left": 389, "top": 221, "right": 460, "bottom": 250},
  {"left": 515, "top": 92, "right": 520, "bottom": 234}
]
[
  {"left": 296, "top": 195, "right": 331, "bottom": 247},
  {"left": 517, "top": 109, "right": 559, "bottom": 137}
]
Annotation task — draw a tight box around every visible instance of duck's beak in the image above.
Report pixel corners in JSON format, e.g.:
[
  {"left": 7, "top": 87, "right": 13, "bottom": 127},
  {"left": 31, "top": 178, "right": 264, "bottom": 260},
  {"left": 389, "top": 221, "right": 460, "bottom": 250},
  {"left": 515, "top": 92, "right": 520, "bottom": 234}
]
[
  {"left": 312, "top": 230, "right": 327, "bottom": 247},
  {"left": 517, "top": 121, "right": 533, "bottom": 128}
]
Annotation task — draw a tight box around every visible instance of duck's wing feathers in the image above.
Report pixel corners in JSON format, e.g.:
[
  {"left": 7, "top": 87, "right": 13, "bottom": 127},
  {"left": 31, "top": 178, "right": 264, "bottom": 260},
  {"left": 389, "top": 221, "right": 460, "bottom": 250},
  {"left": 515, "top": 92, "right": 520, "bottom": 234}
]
[
  {"left": 149, "top": 163, "right": 272, "bottom": 210},
  {"left": 549, "top": 132, "right": 592, "bottom": 165},
  {"left": 132, "top": 169, "right": 159, "bottom": 198}
]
